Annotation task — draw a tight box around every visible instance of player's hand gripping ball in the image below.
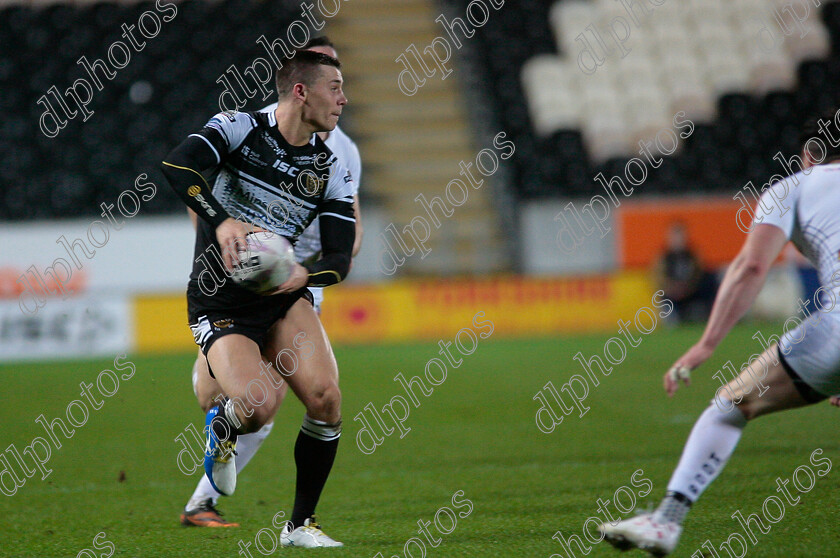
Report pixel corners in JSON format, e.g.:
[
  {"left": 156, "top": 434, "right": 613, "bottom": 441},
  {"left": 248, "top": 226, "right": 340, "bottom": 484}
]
[{"left": 231, "top": 231, "right": 296, "bottom": 294}]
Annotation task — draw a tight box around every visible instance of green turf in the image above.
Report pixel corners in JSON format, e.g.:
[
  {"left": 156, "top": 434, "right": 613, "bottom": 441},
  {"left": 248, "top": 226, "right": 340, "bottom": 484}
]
[{"left": 0, "top": 322, "right": 838, "bottom": 557}]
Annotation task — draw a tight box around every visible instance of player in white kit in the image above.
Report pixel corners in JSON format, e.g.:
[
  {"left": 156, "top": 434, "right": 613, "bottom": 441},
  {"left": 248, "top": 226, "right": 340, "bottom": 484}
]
[
  {"left": 600, "top": 114, "right": 840, "bottom": 555},
  {"left": 180, "top": 37, "right": 363, "bottom": 534}
]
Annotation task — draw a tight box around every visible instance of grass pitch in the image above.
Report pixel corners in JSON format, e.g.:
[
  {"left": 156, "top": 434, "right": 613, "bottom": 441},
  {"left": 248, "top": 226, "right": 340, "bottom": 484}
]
[{"left": 0, "top": 322, "right": 838, "bottom": 557}]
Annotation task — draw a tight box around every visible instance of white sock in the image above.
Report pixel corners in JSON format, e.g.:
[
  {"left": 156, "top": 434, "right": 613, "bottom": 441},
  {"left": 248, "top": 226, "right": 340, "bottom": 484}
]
[
  {"left": 663, "top": 401, "right": 746, "bottom": 506},
  {"left": 186, "top": 422, "right": 274, "bottom": 510}
]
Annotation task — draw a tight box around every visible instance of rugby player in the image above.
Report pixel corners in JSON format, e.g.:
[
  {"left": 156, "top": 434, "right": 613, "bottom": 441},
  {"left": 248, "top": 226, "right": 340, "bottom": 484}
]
[
  {"left": 162, "top": 49, "right": 353, "bottom": 547},
  {"left": 600, "top": 114, "right": 840, "bottom": 555},
  {"left": 178, "top": 37, "right": 363, "bottom": 534}
]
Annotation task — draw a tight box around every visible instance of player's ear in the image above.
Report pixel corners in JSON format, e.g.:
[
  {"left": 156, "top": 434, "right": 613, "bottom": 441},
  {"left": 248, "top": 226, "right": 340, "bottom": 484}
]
[
  {"left": 292, "top": 82, "right": 307, "bottom": 102},
  {"left": 802, "top": 148, "right": 815, "bottom": 170}
]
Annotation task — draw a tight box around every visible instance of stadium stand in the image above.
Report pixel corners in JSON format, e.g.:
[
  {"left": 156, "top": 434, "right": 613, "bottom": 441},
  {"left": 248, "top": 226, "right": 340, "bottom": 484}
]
[
  {"left": 327, "top": 0, "right": 510, "bottom": 274},
  {"left": 449, "top": 0, "right": 840, "bottom": 198},
  {"left": 2, "top": 0, "right": 509, "bottom": 274},
  {"left": 1, "top": 0, "right": 300, "bottom": 220},
  {"left": 5, "top": 0, "right": 840, "bottom": 254}
]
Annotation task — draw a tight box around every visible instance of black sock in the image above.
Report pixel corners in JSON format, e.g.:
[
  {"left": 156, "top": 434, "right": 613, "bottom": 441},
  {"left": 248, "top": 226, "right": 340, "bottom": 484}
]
[{"left": 290, "top": 415, "right": 341, "bottom": 528}]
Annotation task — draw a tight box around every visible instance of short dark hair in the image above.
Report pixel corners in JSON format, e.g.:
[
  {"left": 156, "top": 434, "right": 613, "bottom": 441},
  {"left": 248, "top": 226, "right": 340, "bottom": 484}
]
[
  {"left": 302, "top": 36, "right": 335, "bottom": 50},
  {"left": 275, "top": 50, "right": 341, "bottom": 98},
  {"left": 799, "top": 108, "right": 840, "bottom": 163}
]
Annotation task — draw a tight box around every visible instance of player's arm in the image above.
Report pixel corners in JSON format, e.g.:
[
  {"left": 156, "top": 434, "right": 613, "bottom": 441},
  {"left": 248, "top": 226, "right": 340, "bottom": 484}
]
[
  {"left": 272, "top": 208, "right": 354, "bottom": 293},
  {"left": 306, "top": 203, "right": 355, "bottom": 287},
  {"left": 352, "top": 195, "right": 363, "bottom": 257},
  {"left": 161, "top": 135, "right": 246, "bottom": 270},
  {"left": 188, "top": 208, "right": 198, "bottom": 230},
  {"left": 161, "top": 113, "right": 255, "bottom": 269},
  {"left": 161, "top": 134, "right": 229, "bottom": 227},
  {"left": 306, "top": 161, "right": 356, "bottom": 287},
  {"left": 665, "top": 223, "right": 789, "bottom": 395},
  {"left": 274, "top": 160, "right": 356, "bottom": 293}
]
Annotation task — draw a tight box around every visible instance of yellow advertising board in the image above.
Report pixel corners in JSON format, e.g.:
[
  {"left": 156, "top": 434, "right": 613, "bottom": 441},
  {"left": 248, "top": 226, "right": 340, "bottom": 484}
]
[
  {"left": 319, "top": 272, "right": 655, "bottom": 344},
  {"left": 134, "top": 294, "right": 192, "bottom": 353},
  {"left": 133, "top": 272, "right": 656, "bottom": 351}
]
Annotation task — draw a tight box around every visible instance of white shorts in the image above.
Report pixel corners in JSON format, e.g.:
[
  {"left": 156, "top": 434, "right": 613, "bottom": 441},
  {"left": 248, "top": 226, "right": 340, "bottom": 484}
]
[
  {"left": 778, "top": 310, "right": 840, "bottom": 397},
  {"left": 308, "top": 287, "right": 324, "bottom": 315}
]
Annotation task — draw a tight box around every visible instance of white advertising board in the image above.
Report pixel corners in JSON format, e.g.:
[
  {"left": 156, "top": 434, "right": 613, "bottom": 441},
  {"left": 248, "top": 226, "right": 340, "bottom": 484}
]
[{"left": 0, "top": 295, "right": 131, "bottom": 361}]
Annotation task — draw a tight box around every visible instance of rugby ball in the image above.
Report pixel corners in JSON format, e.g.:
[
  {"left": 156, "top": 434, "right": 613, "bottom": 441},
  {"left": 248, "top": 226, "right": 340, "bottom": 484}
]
[{"left": 231, "top": 231, "right": 296, "bottom": 294}]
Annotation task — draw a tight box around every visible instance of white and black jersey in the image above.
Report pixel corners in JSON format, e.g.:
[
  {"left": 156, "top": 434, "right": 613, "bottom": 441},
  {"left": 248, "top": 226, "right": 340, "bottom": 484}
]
[
  {"left": 261, "top": 103, "right": 362, "bottom": 264},
  {"left": 194, "top": 110, "right": 354, "bottom": 238},
  {"left": 162, "top": 110, "right": 356, "bottom": 308}
]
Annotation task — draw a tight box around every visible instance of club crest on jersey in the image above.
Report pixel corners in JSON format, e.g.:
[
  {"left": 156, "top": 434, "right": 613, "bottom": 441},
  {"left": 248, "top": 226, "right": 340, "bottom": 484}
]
[
  {"left": 212, "top": 319, "right": 234, "bottom": 329},
  {"left": 302, "top": 172, "right": 326, "bottom": 196}
]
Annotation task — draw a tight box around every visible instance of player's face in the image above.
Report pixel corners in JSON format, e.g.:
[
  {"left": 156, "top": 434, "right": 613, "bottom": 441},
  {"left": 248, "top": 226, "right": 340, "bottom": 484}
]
[{"left": 303, "top": 65, "right": 346, "bottom": 132}]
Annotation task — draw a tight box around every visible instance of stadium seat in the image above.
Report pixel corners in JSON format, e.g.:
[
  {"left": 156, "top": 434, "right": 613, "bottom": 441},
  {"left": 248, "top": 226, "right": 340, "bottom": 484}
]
[
  {"left": 478, "top": 0, "right": 840, "bottom": 198},
  {"left": 0, "top": 0, "right": 318, "bottom": 221},
  {"left": 522, "top": 55, "right": 582, "bottom": 136},
  {"left": 549, "top": 0, "right": 598, "bottom": 54}
]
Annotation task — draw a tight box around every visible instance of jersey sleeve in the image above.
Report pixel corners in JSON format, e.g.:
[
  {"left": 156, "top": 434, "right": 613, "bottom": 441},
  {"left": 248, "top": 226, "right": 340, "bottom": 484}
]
[
  {"left": 752, "top": 177, "right": 798, "bottom": 238},
  {"left": 303, "top": 158, "right": 355, "bottom": 287},
  {"left": 190, "top": 111, "right": 258, "bottom": 165}
]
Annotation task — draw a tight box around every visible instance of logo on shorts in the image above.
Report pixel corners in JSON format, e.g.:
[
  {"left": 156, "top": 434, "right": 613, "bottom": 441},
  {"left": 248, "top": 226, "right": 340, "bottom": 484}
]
[
  {"left": 191, "top": 316, "right": 213, "bottom": 348},
  {"left": 187, "top": 185, "right": 201, "bottom": 197},
  {"left": 213, "top": 319, "right": 234, "bottom": 329}
]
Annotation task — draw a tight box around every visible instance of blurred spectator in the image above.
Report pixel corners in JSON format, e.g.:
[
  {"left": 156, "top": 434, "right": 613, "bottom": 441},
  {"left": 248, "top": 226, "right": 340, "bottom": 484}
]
[{"left": 654, "top": 222, "right": 717, "bottom": 323}]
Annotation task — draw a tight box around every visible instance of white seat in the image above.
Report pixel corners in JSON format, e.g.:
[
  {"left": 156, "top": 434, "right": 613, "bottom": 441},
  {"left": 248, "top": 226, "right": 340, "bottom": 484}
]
[
  {"left": 581, "top": 75, "right": 620, "bottom": 118},
  {"left": 615, "top": 53, "right": 658, "bottom": 85},
  {"left": 522, "top": 56, "right": 582, "bottom": 136},
  {"left": 658, "top": 43, "right": 702, "bottom": 78},
  {"left": 694, "top": 20, "right": 739, "bottom": 52},
  {"left": 749, "top": 50, "right": 796, "bottom": 93},
  {"left": 550, "top": 0, "right": 599, "bottom": 55},
  {"left": 653, "top": 1, "right": 689, "bottom": 29},
  {"left": 785, "top": 23, "right": 830, "bottom": 61},
  {"left": 594, "top": 0, "right": 629, "bottom": 19},
  {"left": 585, "top": 111, "right": 633, "bottom": 162},
  {"left": 703, "top": 48, "right": 751, "bottom": 93},
  {"left": 665, "top": 68, "right": 716, "bottom": 122}
]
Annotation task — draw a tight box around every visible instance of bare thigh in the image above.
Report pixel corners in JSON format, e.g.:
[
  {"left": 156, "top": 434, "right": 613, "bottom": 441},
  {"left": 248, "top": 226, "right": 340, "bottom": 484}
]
[
  {"left": 205, "top": 334, "right": 276, "bottom": 432},
  {"left": 193, "top": 348, "right": 288, "bottom": 415},
  {"left": 720, "top": 345, "right": 812, "bottom": 420},
  {"left": 263, "top": 298, "right": 341, "bottom": 424}
]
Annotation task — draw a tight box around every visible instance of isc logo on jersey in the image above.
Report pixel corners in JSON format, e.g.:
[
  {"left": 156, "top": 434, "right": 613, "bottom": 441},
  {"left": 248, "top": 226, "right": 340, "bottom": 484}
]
[
  {"left": 187, "top": 185, "right": 217, "bottom": 217},
  {"left": 272, "top": 160, "right": 301, "bottom": 177}
]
